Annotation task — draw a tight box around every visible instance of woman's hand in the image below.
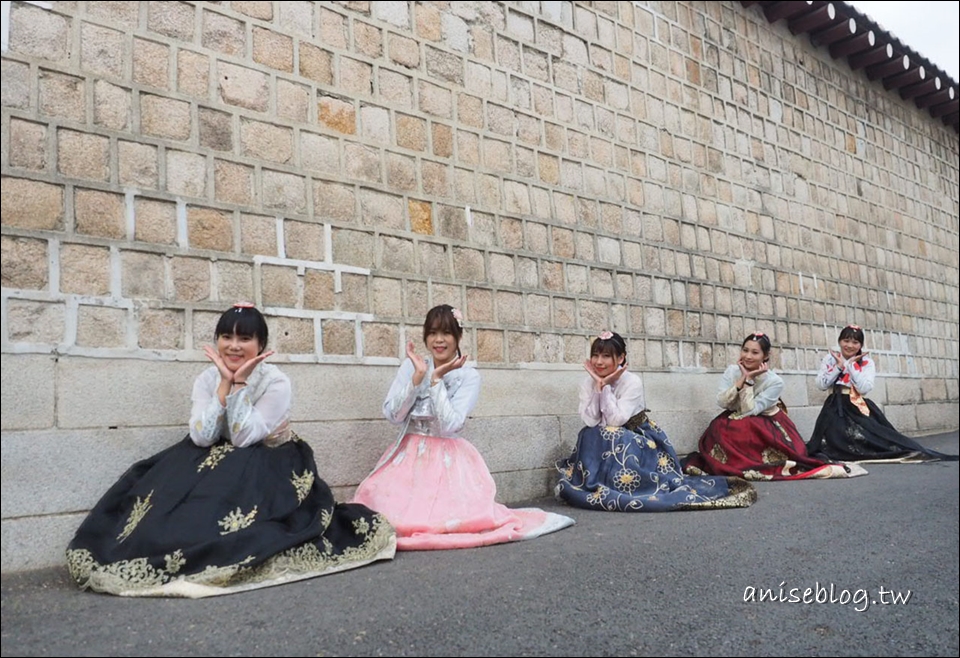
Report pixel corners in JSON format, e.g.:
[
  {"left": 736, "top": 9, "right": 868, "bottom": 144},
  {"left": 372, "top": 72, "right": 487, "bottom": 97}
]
[
  {"left": 746, "top": 361, "right": 769, "bottom": 379},
  {"left": 849, "top": 351, "right": 869, "bottom": 365},
  {"left": 203, "top": 345, "right": 234, "bottom": 383},
  {"left": 583, "top": 359, "right": 603, "bottom": 389},
  {"left": 601, "top": 364, "right": 627, "bottom": 389},
  {"left": 829, "top": 349, "right": 847, "bottom": 369},
  {"left": 233, "top": 350, "right": 274, "bottom": 384},
  {"left": 431, "top": 354, "right": 468, "bottom": 385},
  {"left": 406, "top": 341, "right": 428, "bottom": 387}
]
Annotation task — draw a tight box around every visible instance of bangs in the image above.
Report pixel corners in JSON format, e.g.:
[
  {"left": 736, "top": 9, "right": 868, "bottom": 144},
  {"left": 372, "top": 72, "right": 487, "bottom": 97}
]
[
  {"left": 422, "top": 305, "right": 462, "bottom": 342},
  {"left": 839, "top": 326, "right": 864, "bottom": 344},
  {"left": 215, "top": 307, "right": 268, "bottom": 349},
  {"left": 590, "top": 334, "right": 626, "bottom": 360}
]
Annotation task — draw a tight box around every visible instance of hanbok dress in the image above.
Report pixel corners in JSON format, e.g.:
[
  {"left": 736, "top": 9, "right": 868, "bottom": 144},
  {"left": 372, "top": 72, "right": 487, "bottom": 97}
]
[
  {"left": 683, "top": 365, "right": 867, "bottom": 480},
  {"left": 66, "top": 363, "right": 396, "bottom": 598},
  {"left": 353, "top": 358, "right": 573, "bottom": 550},
  {"left": 555, "top": 370, "right": 757, "bottom": 511},
  {"left": 807, "top": 354, "right": 957, "bottom": 462}
]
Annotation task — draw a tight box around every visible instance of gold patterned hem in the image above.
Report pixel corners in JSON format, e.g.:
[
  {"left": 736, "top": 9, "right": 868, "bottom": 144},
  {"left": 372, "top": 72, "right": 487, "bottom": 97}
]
[{"left": 66, "top": 513, "right": 397, "bottom": 599}]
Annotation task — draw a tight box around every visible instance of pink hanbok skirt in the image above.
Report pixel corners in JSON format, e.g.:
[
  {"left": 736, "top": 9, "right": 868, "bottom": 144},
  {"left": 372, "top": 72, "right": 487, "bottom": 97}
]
[{"left": 353, "top": 434, "right": 573, "bottom": 550}]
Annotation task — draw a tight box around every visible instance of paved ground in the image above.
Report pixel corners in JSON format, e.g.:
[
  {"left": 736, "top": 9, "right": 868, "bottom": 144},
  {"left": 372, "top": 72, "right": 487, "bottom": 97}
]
[{"left": 2, "top": 432, "right": 957, "bottom": 657}]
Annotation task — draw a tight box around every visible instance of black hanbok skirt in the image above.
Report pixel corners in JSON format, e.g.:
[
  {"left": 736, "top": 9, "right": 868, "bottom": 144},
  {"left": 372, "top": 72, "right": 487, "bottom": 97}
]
[
  {"left": 66, "top": 436, "right": 396, "bottom": 597},
  {"left": 808, "top": 391, "right": 958, "bottom": 463}
]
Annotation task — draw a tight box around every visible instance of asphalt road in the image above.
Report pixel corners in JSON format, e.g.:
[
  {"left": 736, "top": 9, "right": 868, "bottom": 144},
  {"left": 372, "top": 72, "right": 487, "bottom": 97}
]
[{"left": 3, "top": 432, "right": 957, "bottom": 657}]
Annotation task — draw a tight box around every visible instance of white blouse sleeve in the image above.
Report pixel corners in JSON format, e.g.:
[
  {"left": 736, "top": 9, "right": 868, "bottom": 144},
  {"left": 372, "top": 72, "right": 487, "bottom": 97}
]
[
  {"left": 225, "top": 372, "right": 292, "bottom": 448},
  {"left": 746, "top": 371, "right": 784, "bottom": 416},
  {"left": 188, "top": 365, "right": 292, "bottom": 448},
  {"left": 189, "top": 367, "right": 226, "bottom": 447},
  {"left": 846, "top": 356, "right": 876, "bottom": 395},
  {"left": 716, "top": 365, "right": 742, "bottom": 411},
  {"left": 599, "top": 372, "right": 645, "bottom": 427},
  {"left": 382, "top": 358, "right": 420, "bottom": 425},
  {"left": 815, "top": 353, "right": 842, "bottom": 390},
  {"left": 579, "top": 376, "right": 602, "bottom": 426},
  {"left": 428, "top": 367, "right": 481, "bottom": 435}
]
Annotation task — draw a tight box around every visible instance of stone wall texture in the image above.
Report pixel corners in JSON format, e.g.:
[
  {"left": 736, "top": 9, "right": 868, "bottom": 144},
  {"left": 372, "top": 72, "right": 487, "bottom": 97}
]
[{"left": 2, "top": 1, "right": 957, "bottom": 571}]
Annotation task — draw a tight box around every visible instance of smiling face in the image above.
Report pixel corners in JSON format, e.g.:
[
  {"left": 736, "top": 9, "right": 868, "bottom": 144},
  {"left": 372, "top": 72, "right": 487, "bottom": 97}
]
[
  {"left": 217, "top": 330, "right": 261, "bottom": 372},
  {"left": 425, "top": 328, "right": 458, "bottom": 366},
  {"left": 839, "top": 336, "right": 862, "bottom": 360},
  {"left": 590, "top": 349, "right": 624, "bottom": 377},
  {"left": 740, "top": 339, "right": 767, "bottom": 371}
]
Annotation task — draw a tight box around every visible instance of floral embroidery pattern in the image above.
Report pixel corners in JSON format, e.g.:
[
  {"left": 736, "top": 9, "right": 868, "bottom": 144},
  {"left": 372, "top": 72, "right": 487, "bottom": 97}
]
[
  {"left": 352, "top": 517, "right": 370, "bottom": 535},
  {"left": 165, "top": 550, "right": 186, "bottom": 574},
  {"left": 117, "top": 491, "right": 154, "bottom": 543},
  {"left": 218, "top": 506, "right": 258, "bottom": 535},
  {"left": 613, "top": 468, "right": 641, "bottom": 493},
  {"left": 710, "top": 443, "right": 728, "bottom": 464},
  {"left": 291, "top": 470, "right": 315, "bottom": 504},
  {"left": 762, "top": 447, "right": 787, "bottom": 464},
  {"left": 198, "top": 444, "right": 235, "bottom": 472}
]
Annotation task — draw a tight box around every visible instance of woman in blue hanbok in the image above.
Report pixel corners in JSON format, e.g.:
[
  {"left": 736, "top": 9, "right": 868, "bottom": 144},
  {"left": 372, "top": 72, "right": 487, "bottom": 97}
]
[{"left": 556, "top": 332, "right": 756, "bottom": 512}]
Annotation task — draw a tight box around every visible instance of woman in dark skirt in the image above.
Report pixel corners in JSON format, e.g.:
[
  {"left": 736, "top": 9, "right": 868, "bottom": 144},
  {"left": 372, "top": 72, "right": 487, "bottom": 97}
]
[
  {"left": 683, "top": 333, "right": 866, "bottom": 480},
  {"left": 66, "top": 304, "right": 396, "bottom": 597},
  {"left": 807, "top": 325, "right": 957, "bottom": 463},
  {"left": 555, "top": 331, "right": 756, "bottom": 511}
]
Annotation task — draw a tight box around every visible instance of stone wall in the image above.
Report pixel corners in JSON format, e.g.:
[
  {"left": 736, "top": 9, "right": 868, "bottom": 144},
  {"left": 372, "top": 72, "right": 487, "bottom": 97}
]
[{"left": 2, "top": 1, "right": 957, "bottom": 571}]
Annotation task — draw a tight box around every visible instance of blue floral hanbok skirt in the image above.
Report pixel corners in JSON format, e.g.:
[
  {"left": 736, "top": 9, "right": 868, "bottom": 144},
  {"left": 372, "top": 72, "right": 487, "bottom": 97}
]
[{"left": 556, "top": 413, "right": 756, "bottom": 512}]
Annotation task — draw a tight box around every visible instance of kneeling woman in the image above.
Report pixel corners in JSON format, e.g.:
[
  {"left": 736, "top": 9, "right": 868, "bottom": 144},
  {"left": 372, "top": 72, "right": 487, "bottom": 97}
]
[
  {"left": 67, "top": 304, "right": 396, "bottom": 597},
  {"left": 353, "top": 305, "right": 573, "bottom": 550},
  {"left": 684, "top": 332, "right": 865, "bottom": 480},
  {"left": 556, "top": 332, "right": 756, "bottom": 511},
  {"left": 807, "top": 325, "right": 957, "bottom": 462}
]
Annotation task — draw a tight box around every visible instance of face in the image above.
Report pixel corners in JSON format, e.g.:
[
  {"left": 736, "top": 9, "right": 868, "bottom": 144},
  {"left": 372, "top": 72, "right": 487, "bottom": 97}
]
[
  {"left": 590, "top": 350, "right": 624, "bottom": 376},
  {"left": 740, "top": 340, "right": 767, "bottom": 370},
  {"left": 425, "top": 328, "right": 458, "bottom": 366},
  {"left": 839, "top": 337, "right": 862, "bottom": 359},
  {"left": 217, "top": 331, "right": 261, "bottom": 372}
]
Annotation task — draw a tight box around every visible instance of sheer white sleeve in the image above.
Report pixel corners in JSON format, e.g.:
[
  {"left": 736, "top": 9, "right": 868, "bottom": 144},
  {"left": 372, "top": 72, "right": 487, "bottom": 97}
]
[
  {"left": 189, "top": 367, "right": 226, "bottom": 447},
  {"left": 579, "top": 375, "right": 602, "bottom": 426},
  {"left": 382, "top": 359, "right": 419, "bottom": 425},
  {"left": 599, "top": 371, "right": 645, "bottom": 427},
  {"left": 429, "top": 367, "right": 481, "bottom": 434},
  {"left": 225, "top": 372, "right": 292, "bottom": 448},
  {"left": 847, "top": 357, "right": 875, "bottom": 395},
  {"left": 815, "top": 353, "right": 842, "bottom": 390}
]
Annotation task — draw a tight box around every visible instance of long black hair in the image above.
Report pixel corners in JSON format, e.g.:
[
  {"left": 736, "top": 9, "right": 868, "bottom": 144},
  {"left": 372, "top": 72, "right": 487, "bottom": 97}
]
[{"left": 214, "top": 305, "right": 269, "bottom": 354}]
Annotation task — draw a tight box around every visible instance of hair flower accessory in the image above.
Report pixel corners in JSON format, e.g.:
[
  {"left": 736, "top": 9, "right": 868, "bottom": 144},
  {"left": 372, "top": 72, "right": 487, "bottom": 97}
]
[
  {"left": 598, "top": 331, "right": 614, "bottom": 340},
  {"left": 846, "top": 324, "right": 861, "bottom": 330},
  {"left": 451, "top": 307, "right": 464, "bottom": 328},
  {"left": 752, "top": 331, "right": 765, "bottom": 338},
  {"left": 233, "top": 301, "right": 255, "bottom": 311}
]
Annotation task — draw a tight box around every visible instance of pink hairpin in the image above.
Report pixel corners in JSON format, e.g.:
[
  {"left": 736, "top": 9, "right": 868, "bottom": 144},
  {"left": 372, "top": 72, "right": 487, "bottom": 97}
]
[
  {"left": 752, "top": 331, "right": 765, "bottom": 338},
  {"left": 233, "top": 301, "right": 255, "bottom": 311},
  {"left": 598, "top": 331, "right": 614, "bottom": 340},
  {"left": 451, "top": 307, "right": 464, "bottom": 328},
  {"left": 847, "top": 324, "right": 861, "bottom": 330}
]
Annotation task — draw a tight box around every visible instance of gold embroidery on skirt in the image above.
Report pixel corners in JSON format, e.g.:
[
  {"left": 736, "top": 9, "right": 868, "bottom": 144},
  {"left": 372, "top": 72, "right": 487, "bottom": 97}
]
[
  {"left": 352, "top": 517, "right": 370, "bottom": 535},
  {"left": 198, "top": 444, "right": 235, "bottom": 472},
  {"left": 291, "top": 470, "right": 315, "bottom": 503},
  {"left": 117, "top": 490, "right": 154, "bottom": 543},
  {"left": 762, "top": 447, "right": 787, "bottom": 464},
  {"left": 710, "top": 443, "right": 728, "bottom": 464},
  {"left": 218, "top": 506, "right": 258, "bottom": 535}
]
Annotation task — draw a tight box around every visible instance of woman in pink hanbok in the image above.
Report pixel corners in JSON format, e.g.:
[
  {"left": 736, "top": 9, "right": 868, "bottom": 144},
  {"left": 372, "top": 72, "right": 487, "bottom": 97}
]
[{"left": 353, "top": 304, "right": 573, "bottom": 550}]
